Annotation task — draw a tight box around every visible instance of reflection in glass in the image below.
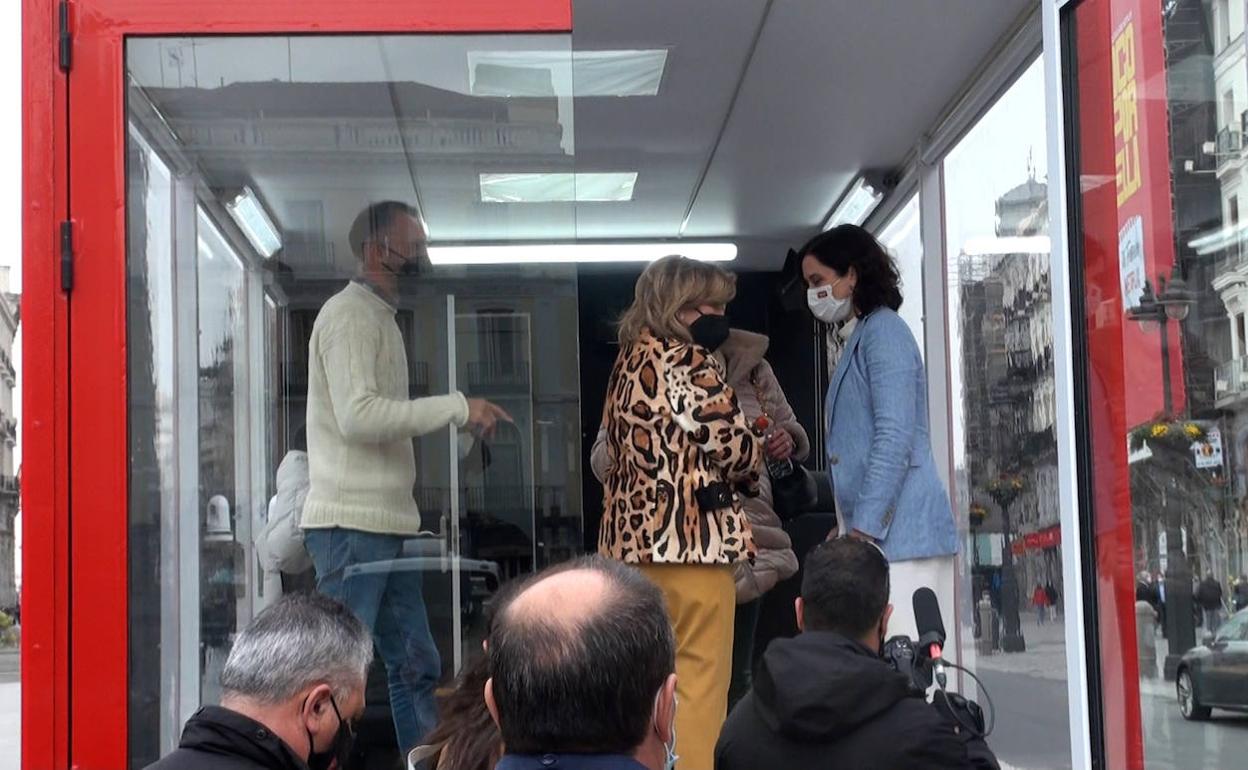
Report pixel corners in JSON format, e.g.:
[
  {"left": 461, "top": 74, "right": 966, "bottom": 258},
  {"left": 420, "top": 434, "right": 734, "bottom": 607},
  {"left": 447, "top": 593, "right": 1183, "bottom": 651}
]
[
  {"left": 944, "top": 58, "right": 1071, "bottom": 770},
  {"left": 1070, "top": 1, "right": 1248, "bottom": 767},
  {"left": 125, "top": 34, "right": 582, "bottom": 769}
]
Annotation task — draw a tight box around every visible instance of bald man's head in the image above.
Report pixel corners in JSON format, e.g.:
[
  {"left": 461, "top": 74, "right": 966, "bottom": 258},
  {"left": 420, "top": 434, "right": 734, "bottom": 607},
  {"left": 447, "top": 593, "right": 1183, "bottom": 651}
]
[{"left": 487, "top": 556, "right": 675, "bottom": 756}]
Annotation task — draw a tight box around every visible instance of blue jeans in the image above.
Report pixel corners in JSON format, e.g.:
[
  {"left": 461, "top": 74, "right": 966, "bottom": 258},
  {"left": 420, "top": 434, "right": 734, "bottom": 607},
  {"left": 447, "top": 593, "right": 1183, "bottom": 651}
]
[{"left": 305, "top": 528, "right": 441, "bottom": 752}]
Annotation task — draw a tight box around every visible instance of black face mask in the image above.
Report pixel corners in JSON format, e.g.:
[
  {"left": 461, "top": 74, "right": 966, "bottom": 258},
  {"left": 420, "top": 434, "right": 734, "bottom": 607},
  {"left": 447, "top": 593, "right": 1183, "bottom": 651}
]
[
  {"left": 380, "top": 243, "right": 422, "bottom": 279},
  {"left": 689, "top": 313, "right": 731, "bottom": 352},
  {"left": 305, "top": 695, "right": 355, "bottom": 770}
]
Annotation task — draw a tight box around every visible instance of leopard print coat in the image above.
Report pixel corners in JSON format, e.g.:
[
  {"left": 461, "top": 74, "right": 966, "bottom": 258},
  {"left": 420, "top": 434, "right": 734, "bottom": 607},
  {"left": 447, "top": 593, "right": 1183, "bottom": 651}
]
[{"left": 598, "top": 330, "right": 761, "bottom": 565}]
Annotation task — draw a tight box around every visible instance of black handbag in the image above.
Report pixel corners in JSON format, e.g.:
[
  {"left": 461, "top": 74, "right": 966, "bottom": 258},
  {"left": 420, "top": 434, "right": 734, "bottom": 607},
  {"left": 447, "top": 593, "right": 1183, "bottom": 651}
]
[
  {"left": 770, "top": 463, "right": 818, "bottom": 520},
  {"left": 749, "top": 371, "right": 818, "bottom": 520}
]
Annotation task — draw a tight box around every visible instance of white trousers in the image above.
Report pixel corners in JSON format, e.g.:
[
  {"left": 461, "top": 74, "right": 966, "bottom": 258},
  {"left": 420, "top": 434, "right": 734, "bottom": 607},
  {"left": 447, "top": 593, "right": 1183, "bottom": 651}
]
[{"left": 887, "top": 554, "right": 958, "bottom": 645}]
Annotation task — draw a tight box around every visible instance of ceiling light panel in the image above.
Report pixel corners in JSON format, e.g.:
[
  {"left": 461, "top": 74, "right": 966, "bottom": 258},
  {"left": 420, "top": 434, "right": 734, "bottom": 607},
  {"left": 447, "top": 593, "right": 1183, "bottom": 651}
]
[{"left": 479, "top": 172, "right": 638, "bottom": 203}]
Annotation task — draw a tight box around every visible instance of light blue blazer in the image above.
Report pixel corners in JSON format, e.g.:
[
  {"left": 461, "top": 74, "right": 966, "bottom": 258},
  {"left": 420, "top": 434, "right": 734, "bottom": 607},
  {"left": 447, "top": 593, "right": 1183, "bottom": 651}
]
[{"left": 825, "top": 308, "right": 959, "bottom": 561}]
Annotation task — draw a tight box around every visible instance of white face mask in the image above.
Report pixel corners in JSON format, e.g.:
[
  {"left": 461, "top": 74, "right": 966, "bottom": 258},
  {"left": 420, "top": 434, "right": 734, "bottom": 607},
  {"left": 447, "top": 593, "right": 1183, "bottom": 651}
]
[{"left": 807, "top": 283, "right": 853, "bottom": 324}]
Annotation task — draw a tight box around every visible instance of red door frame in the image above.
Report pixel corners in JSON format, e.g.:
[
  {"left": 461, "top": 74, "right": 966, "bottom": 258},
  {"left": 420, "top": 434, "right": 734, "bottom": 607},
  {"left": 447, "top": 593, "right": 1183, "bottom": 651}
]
[
  {"left": 27, "top": 2, "right": 572, "bottom": 768},
  {"left": 21, "top": 2, "right": 71, "bottom": 769}
]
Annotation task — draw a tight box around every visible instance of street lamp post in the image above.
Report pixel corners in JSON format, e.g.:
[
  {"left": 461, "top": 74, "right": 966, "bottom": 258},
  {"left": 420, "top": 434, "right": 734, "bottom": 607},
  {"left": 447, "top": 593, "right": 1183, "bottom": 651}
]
[
  {"left": 989, "top": 475, "right": 1026, "bottom": 652},
  {"left": 1126, "top": 268, "right": 1197, "bottom": 679}
]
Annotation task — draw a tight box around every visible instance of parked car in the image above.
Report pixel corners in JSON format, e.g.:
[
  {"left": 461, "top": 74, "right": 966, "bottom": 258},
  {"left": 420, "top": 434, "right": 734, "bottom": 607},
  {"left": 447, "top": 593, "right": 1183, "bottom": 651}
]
[{"left": 1176, "top": 608, "right": 1248, "bottom": 720}]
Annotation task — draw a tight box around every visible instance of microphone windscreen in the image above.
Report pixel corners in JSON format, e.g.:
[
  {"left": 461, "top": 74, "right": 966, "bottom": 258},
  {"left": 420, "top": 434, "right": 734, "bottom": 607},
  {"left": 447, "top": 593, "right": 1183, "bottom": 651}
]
[{"left": 913, "top": 586, "right": 946, "bottom": 644}]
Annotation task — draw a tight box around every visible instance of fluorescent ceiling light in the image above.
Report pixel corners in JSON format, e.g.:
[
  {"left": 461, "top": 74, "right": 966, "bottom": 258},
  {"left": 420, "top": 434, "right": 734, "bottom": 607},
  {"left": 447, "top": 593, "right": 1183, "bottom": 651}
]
[
  {"left": 961, "top": 236, "right": 1051, "bottom": 256},
  {"left": 480, "top": 172, "right": 638, "bottom": 203},
  {"left": 823, "top": 176, "right": 883, "bottom": 230},
  {"left": 468, "top": 50, "right": 667, "bottom": 97},
  {"left": 427, "top": 242, "right": 736, "bottom": 265},
  {"left": 225, "top": 187, "right": 282, "bottom": 258}
]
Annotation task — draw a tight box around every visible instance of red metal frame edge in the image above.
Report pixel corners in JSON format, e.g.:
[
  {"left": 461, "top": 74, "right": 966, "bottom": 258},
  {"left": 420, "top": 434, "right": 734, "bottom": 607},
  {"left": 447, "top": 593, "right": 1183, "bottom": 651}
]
[
  {"left": 63, "top": 2, "right": 571, "bottom": 768},
  {"left": 21, "top": 0, "right": 71, "bottom": 768}
]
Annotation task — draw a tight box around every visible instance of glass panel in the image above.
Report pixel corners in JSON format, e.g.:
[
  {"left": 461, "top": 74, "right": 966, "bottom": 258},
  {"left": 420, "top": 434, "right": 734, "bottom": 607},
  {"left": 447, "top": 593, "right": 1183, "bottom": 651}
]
[
  {"left": 0, "top": 264, "right": 18, "bottom": 770},
  {"left": 943, "top": 58, "right": 1072, "bottom": 770},
  {"left": 125, "top": 34, "right": 579, "bottom": 769},
  {"left": 879, "top": 193, "right": 925, "bottom": 357},
  {"left": 1069, "top": 1, "right": 1248, "bottom": 767}
]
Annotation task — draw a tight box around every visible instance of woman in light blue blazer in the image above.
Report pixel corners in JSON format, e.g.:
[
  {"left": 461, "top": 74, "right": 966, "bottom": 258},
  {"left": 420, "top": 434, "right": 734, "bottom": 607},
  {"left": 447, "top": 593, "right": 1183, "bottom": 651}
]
[{"left": 799, "top": 225, "right": 959, "bottom": 641}]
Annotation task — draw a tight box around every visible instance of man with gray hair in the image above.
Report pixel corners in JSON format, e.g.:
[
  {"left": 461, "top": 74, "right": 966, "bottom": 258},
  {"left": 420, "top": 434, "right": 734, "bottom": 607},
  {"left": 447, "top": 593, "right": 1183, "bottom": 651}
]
[{"left": 145, "top": 592, "right": 373, "bottom": 770}]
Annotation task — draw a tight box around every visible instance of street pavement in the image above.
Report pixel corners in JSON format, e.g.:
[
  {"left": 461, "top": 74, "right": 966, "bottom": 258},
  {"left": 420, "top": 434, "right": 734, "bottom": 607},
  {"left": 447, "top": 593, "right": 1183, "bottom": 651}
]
[
  {"left": 1, "top": 648, "right": 17, "bottom": 770},
  {"left": 968, "top": 615, "right": 1248, "bottom": 769}
]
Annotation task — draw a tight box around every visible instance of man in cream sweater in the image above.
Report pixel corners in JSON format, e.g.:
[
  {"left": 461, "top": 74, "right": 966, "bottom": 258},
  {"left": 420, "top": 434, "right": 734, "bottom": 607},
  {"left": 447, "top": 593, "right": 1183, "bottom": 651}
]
[{"left": 302, "top": 201, "right": 509, "bottom": 753}]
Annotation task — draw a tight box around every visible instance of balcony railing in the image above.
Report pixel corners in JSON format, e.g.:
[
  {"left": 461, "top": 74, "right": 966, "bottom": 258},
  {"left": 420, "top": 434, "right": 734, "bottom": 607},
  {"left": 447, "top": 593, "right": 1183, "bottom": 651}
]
[
  {"left": 466, "top": 361, "right": 531, "bottom": 394},
  {"left": 1215, "top": 356, "right": 1248, "bottom": 401},
  {"left": 1217, "top": 126, "right": 1244, "bottom": 167},
  {"left": 0, "top": 475, "right": 18, "bottom": 498}
]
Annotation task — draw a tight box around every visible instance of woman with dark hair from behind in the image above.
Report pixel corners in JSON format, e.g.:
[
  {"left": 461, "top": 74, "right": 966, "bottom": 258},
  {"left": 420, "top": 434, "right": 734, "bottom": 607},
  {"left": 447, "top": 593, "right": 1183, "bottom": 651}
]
[
  {"left": 800, "top": 224, "right": 959, "bottom": 642},
  {"left": 409, "top": 579, "right": 522, "bottom": 770}
]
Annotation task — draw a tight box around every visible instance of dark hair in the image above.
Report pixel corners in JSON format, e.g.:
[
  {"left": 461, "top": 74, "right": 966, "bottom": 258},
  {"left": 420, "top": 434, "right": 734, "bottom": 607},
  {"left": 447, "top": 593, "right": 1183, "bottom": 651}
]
[
  {"left": 424, "top": 580, "right": 524, "bottom": 770},
  {"left": 488, "top": 555, "right": 675, "bottom": 755},
  {"left": 800, "top": 224, "right": 903, "bottom": 315},
  {"left": 801, "top": 538, "right": 891, "bottom": 637},
  {"left": 348, "top": 201, "right": 419, "bottom": 260}
]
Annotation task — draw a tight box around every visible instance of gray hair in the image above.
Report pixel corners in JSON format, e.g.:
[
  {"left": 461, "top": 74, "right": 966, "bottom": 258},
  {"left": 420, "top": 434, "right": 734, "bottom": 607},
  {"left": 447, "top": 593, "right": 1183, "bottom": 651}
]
[{"left": 220, "top": 593, "right": 373, "bottom": 704}]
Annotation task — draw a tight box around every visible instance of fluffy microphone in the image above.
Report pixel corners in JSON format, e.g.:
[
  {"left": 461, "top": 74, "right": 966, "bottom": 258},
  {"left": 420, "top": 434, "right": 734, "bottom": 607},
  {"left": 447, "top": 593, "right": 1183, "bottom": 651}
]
[{"left": 913, "top": 587, "right": 948, "bottom": 689}]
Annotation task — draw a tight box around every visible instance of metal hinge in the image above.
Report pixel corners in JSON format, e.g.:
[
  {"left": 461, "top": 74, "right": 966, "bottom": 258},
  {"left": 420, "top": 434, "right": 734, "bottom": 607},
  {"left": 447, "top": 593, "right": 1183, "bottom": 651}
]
[
  {"left": 58, "top": 1, "right": 71, "bottom": 73},
  {"left": 60, "top": 221, "right": 74, "bottom": 293}
]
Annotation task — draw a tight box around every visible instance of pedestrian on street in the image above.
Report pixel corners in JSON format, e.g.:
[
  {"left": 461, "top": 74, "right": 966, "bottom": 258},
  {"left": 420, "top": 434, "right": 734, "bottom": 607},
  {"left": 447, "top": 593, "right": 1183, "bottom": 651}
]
[
  {"left": 1032, "top": 584, "right": 1048, "bottom": 626},
  {"left": 1195, "top": 572, "right": 1225, "bottom": 632},
  {"left": 1156, "top": 573, "right": 1168, "bottom": 637},
  {"left": 1234, "top": 575, "right": 1248, "bottom": 612}
]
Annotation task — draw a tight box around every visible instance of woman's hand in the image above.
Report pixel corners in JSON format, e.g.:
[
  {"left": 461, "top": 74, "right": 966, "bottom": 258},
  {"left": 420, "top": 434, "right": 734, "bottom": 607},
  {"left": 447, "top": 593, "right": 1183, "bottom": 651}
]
[{"left": 765, "top": 429, "right": 795, "bottom": 460}]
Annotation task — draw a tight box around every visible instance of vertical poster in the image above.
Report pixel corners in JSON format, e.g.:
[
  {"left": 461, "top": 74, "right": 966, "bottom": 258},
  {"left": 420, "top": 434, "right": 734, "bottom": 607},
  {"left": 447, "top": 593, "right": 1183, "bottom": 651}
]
[{"left": 1111, "top": 6, "right": 1182, "bottom": 425}]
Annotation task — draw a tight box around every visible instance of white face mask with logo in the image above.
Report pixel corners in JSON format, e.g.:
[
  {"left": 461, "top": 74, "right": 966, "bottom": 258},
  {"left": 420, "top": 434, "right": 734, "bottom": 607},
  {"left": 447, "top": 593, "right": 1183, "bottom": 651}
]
[{"left": 807, "top": 280, "right": 853, "bottom": 324}]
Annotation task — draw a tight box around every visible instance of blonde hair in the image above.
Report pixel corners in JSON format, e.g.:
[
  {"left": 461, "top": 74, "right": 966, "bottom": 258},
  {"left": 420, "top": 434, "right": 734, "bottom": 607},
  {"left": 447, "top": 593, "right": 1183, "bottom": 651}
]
[{"left": 617, "top": 256, "right": 737, "bottom": 345}]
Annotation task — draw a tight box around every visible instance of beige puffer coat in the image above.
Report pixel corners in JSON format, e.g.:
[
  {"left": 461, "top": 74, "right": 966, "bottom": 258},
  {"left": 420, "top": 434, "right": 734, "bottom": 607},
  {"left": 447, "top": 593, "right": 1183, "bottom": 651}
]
[{"left": 592, "top": 329, "right": 808, "bottom": 603}]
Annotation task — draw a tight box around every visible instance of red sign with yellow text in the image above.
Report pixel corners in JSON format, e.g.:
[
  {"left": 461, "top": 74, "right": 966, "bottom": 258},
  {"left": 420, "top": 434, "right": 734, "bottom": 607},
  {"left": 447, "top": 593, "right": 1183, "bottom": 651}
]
[{"left": 1111, "top": 6, "right": 1183, "bottom": 427}]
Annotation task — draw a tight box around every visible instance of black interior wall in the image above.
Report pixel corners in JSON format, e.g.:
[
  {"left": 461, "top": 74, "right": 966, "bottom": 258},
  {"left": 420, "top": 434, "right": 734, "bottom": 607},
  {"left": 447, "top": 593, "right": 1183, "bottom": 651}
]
[{"left": 576, "top": 267, "right": 820, "bottom": 553}]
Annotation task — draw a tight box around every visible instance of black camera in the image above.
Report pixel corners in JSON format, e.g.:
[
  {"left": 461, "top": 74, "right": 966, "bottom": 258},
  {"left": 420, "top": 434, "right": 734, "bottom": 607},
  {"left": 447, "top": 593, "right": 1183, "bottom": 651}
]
[
  {"left": 882, "top": 634, "right": 932, "bottom": 694},
  {"left": 883, "top": 634, "right": 992, "bottom": 743}
]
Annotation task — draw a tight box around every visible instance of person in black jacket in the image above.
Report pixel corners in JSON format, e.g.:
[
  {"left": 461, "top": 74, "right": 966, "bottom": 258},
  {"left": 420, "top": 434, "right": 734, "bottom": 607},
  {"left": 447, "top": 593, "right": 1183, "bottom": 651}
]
[
  {"left": 145, "top": 593, "right": 373, "bottom": 770},
  {"left": 715, "top": 537, "right": 998, "bottom": 770},
  {"left": 1196, "top": 572, "right": 1226, "bottom": 631}
]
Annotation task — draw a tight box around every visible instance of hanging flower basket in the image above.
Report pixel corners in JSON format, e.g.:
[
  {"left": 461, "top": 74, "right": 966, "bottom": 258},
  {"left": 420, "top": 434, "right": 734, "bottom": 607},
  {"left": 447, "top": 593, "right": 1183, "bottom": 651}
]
[
  {"left": 1128, "top": 415, "right": 1206, "bottom": 454},
  {"left": 969, "top": 503, "right": 988, "bottom": 527},
  {"left": 987, "top": 473, "right": 1025, "bottom": 508}
]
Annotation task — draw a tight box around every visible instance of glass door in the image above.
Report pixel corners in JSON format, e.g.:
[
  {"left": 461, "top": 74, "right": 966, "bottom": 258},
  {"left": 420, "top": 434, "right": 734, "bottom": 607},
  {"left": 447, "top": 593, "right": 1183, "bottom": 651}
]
[{"left": 66, "top": 5, "right": 577, "bottom": 767}]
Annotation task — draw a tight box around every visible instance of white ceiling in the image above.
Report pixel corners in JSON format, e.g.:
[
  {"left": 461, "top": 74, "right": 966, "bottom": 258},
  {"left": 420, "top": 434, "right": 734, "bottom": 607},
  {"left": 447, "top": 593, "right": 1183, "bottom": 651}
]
[{"left": 128, "top": 0, "right": 1037, "bottom": 272}]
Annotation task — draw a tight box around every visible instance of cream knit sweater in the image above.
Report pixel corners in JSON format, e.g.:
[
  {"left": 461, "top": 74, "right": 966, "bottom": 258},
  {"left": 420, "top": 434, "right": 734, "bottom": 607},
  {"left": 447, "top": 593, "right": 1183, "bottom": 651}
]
[{"left": 301, "top": 281, "right": 469, "bottom": 535}]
